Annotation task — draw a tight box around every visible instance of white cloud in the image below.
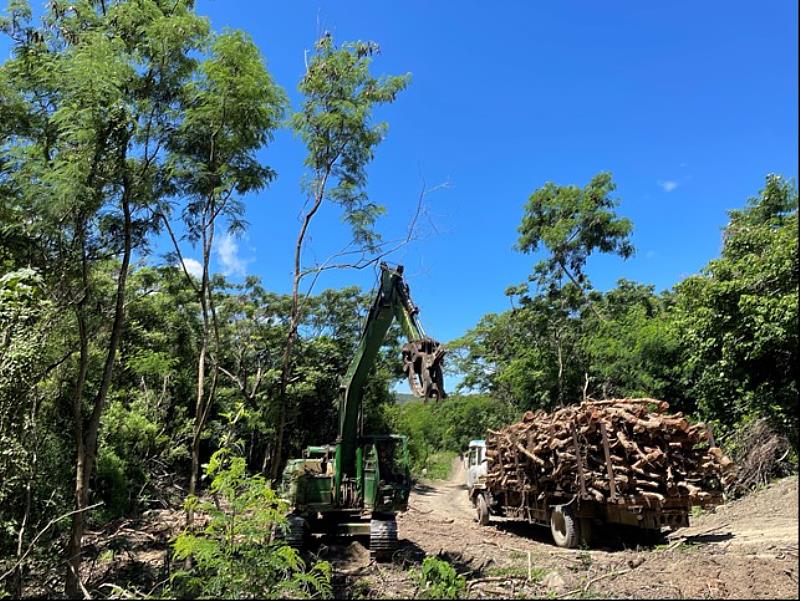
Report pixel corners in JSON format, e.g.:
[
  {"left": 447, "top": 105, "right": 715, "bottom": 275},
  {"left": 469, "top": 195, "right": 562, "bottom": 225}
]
[
  {"left": 216, "top": 232, "right": 248, "bottom": 277},
  {"left": 181, "top": 258, "right": 203, "bottom": 278},
  {"left": 658, "top": 180, "right": 679, "bottom": 192}
]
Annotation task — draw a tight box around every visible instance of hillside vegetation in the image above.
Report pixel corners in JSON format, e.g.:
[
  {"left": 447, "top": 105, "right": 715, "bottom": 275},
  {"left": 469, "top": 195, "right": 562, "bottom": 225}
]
[{"left": 0, "top": 1, "right": 796, "bottom": 598}]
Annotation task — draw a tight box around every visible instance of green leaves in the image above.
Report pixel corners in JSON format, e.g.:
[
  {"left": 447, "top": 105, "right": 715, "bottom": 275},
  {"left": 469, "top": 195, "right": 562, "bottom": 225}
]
[
  {"left": 170, "top": 448, "right": 332, "bottom": 599},
  {"left": 167, "top": 28, "right": 286, "bottom": 244},
  {"left": 418, "top": 556, "right": 466, "bottom": 599},
  {"left": 386, "top": 394, "right": 516, "bottom": 472},
  {"left": 457, "top": 173, "right": 797, "bottom": 455},
  {"left": 517, "top": 172, "right": 634, "bottom": 291},
  {"left": 674, "top": 175, "right": 798, "bottom": 441},
  {"left": 292, "top": 34, "right": 410, "bottom": 250}
]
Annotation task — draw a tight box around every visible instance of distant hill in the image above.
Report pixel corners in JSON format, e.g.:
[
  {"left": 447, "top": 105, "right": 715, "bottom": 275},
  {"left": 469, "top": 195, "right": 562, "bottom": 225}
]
[{"left": 393, "top": 392, "right": 418, "bottom": 405}]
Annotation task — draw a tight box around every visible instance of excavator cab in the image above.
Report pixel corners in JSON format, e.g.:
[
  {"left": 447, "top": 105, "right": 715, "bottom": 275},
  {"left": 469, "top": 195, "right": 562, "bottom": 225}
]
[{"left": 363, "top": 435, "right": 410, "bottom": 513}]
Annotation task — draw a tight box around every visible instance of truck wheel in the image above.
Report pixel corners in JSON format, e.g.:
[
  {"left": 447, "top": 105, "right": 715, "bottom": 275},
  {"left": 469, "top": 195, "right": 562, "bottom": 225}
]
[
  {"left": 550, "top": 506, "right": 581, "bottom": 548},
  {"left": 476, "top": 494, "right": 490, "bottom": 526}
]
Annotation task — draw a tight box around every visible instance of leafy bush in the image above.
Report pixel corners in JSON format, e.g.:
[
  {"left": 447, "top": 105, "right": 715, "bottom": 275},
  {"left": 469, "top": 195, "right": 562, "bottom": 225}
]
[
  {"left": 417, "top": 556, "right": 466, "bottom": 599},
  {"left": 421, "top": 451, "right": 458, "bottom": 480},
  {"left": 169, "top": 448, "right": 332, "bottom": 599},
  {"left": 94, "top": 447, "right": 131, "bottom": 520},
  {"left": 95, "top": 398, "right": 178, "bottom": 518},
  {"left": 386, "top": 394, "right": 516, "bottom": 475}
]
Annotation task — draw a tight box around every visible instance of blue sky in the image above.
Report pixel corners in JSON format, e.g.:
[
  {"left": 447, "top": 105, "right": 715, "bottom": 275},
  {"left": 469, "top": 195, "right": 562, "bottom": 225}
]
[
  {"left": 187, "top": 1, "right": 797, "bottom": 341},
  {"left": 3, "top": 2, "right": 798, "bottom": 386}
]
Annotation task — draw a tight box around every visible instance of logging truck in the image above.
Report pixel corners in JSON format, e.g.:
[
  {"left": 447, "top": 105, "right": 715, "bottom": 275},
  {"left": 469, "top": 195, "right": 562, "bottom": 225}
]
[{"left": 465, "top": 438, "right": 692, "bottom": 548}]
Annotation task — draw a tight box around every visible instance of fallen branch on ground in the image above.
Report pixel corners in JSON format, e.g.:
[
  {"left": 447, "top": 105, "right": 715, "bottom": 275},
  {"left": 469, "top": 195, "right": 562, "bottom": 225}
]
[{"left": 557, "top": 567, "right": 635, "bottom": 598}]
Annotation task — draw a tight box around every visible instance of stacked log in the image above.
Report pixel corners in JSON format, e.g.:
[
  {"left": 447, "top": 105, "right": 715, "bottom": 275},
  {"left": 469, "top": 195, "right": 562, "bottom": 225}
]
[{"left": 485, "top": 398, "right": 734, "bottom": 507}]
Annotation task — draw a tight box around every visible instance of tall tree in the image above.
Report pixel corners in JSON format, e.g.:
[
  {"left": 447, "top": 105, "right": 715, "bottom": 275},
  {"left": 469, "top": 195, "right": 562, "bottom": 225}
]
[
  {"left": 516, "top": 172, "right": 634, "bottom": 293},
  {"left": 163, "top": 28, "right": 285, "bottom": 528},
  {"left": 271, "top": 34, "right": 410, "bottom": 478},
  {"left": 0, "top": 0, "right": 209, "bottom": 593},
  {"left": 513, "top": 172, "right": 634, "bottom": 403}
]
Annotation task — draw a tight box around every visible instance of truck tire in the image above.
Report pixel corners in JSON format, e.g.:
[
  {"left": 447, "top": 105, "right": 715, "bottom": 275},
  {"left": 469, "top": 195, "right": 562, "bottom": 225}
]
[
  {"left": 476, "top": 493, "right": 490, "bottom": 526},
  {"left": 550, "top": 505, "right": 581, "bottom": 548}
]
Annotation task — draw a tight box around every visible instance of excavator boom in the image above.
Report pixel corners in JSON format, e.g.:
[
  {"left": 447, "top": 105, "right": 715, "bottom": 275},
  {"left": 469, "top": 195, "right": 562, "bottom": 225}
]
[
  {"left": 336, "top": 263, "right": 445, "bottom": 483},
  {"left": 280, "top": 262, "right": 445, "bottom": 556}
]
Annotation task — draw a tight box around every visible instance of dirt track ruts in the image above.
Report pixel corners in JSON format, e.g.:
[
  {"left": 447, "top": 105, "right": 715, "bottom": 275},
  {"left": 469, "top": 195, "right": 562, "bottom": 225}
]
[{"left": 333, "top": 459, "right": 799, "bottom": 599}]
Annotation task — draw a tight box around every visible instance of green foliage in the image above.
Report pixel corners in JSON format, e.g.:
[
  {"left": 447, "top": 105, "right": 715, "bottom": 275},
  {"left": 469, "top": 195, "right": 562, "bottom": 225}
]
[
  {"left": 292, "top": 34, "right": 410, "bottom": 249},
  {"left": 420, "top": 451, "right": 458, "bottom": 480},
  {"left": 0, "top": 2, "right": 412, "bottom": 593},
  {"left": 673, "top": 174, "right": 798, "bottom": 441},
  {"left": 386, "top": 394, "right": 516, "bottom": 473},
  {"left": 456, "top": 173, "right": 638, "bottom": 409},
  {"left": 583, "top": 280, "right": 687, "bottom": 405},
  {"left": 453, "top": 173, "right": 798, "bottom": 458},
  {"left": 170, "top": 448, "right": 332, "bottom": 599},
  {"left": 517, "top": 172, "right": 634, "bottom": 292},
  {"left": 0, "top": 268, "right": 53, "bottom": 547},
  {"left": 94, "top": 395, "right": 180, "bottom": 518},
  {"left": 168, "top": 28, "right": 286, "bottom": 240},
  {"left": 418, "top": 556, "right": 466, "bottom": 599},
  {"left": 0, "top": 0, "right": 795, "bottom": 593}
]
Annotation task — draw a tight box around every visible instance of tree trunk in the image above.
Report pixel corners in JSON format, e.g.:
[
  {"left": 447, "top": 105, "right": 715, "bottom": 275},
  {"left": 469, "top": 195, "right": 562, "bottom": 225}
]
[
  {"left": 186, "top": 198, "right": 218, "bottom": 532},
  {"left": 186, "top": 333, "right": 207, "bottom": 528},
  {"left": 64, "top": 221, "right": 91, "bottom": 599},
  {"left": 556, "top": 333, "right": 564, "bottom": 407},
  {"left": 65, "top": 174, "right": 133, "bottom": 597},
  {"left": 271, "top": 175, "right": 328, "bottom": 480}
]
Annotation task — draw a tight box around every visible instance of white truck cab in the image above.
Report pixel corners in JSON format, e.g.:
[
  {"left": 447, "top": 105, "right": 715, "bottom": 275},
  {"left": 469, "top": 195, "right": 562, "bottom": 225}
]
[{"left": 465, "top": 439, "right": 488, "bottom": 496}]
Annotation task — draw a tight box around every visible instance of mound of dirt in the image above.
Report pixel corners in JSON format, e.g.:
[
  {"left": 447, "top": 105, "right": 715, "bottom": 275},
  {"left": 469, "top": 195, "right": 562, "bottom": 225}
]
[{"left": 677, "top": 474, "right": 798, "bottom": 550}]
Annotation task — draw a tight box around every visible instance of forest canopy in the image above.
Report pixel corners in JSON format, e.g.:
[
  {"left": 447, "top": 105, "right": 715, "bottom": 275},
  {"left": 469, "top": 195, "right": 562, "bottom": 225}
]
[{"left": 0, "top": 0, "right": 797, "bottom": 598}]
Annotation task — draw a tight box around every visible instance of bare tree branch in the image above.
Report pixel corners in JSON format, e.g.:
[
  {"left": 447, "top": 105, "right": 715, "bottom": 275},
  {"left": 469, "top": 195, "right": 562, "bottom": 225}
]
[
  {"left": 298, "top": 179, "right": 449, "bottom": 304},
  {"left": 158, "top": 212, "right": 201, "bottom": 295},
  {"left": 1, "top": 502, "right": 104, "bottom": 582}
]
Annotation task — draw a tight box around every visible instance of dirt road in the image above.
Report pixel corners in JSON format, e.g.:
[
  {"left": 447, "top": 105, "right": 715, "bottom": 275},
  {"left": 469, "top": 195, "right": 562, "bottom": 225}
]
[
  {"left": 70, "top": 459, "right": 797, "bottom": 598},
  {"left": 331, "top": 460, "right": 798, "bottom": 598}
]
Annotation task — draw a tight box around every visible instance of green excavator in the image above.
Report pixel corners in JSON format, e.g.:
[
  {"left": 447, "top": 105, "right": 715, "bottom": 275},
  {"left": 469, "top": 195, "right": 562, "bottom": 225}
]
[{"left": 278, "top": 263, "right": 446, "bottom": 558}]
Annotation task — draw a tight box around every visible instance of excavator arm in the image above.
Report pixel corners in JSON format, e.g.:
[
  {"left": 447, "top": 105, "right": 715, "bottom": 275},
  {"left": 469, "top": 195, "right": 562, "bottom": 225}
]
[{"left": 336, "top": 263, "right": 446, "bottom": 483}]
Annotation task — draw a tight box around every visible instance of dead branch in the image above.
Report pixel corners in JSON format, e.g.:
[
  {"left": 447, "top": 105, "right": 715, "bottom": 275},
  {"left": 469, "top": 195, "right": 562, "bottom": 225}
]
[
  {"left": 1, "top": 502, "right": 104, "bottom": 582},
  {"left": 557, "top": 567, "right": 635, "bottom": 598}
]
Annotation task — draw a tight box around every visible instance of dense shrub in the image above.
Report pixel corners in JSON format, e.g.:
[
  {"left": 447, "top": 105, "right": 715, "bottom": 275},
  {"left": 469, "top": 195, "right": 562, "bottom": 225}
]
[{"left": 385, "top": 394, "right": 517, "bottom": 475}]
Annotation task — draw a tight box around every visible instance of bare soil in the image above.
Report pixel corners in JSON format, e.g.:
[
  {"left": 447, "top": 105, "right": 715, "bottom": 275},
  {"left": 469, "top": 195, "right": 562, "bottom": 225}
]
[
  {"left": 30, "top": 462, "right": 796, "bottom": 598},
  {"left": 334, "top": 459, "right": 798, "bottom": 599}
]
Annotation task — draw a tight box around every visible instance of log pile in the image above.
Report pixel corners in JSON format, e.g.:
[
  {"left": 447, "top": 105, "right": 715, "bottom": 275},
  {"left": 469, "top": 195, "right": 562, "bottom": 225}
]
[{"left": 485, "top": 398, "right": 734, "bottom": 507}]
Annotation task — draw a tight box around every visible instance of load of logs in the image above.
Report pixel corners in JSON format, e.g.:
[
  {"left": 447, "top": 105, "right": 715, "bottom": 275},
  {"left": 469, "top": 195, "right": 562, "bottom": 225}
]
[{"left": 485, "top": 398, "right": 735, "bottom": 507}]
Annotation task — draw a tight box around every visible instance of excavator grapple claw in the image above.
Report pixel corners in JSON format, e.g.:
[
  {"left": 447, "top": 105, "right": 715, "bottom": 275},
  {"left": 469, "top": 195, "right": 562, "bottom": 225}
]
[{"left": 402, "top": 338, "right": 447, "bottom": 400}]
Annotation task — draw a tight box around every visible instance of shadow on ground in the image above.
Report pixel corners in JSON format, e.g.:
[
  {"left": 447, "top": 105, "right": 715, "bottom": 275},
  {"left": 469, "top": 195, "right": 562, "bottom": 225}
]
[{"left": 490, "top": 518, "right": 719, "bottom": 552}]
